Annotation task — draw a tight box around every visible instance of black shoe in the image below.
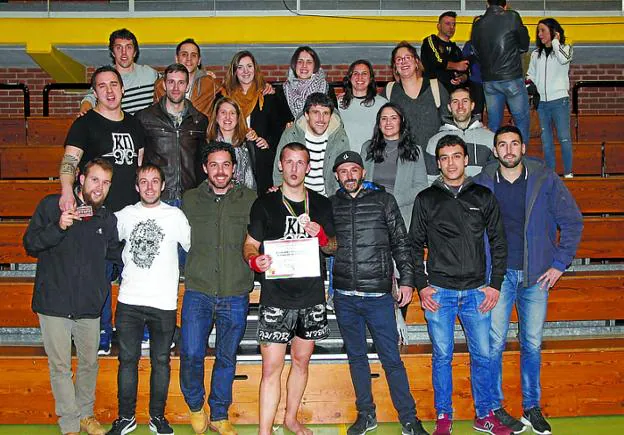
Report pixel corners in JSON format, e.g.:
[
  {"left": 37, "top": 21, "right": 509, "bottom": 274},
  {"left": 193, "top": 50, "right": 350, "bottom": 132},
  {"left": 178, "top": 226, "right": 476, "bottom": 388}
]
[
  {"left": 149, "top": 415, "right": 174, "bottom": 435},
  {"left": 520, "top": 407, "right": 551, "bottom": 435},
  {"left": 494, "top": 408, "right": 526, "bottom": 433},
  {"left": 107, "top": 416, "right": 137, "bottom": 435},
  {"left": 402, "top": 419, "right": 429, "bottom": 435},
  {"left": 347, "top": 412, "right": 377, "bottom": 435}
]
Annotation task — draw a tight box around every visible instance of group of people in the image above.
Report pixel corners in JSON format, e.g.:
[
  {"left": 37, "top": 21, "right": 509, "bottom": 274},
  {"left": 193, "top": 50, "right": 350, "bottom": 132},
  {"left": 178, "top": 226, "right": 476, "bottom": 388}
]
[{"left": 23, "top": 1, "right": 584, "bottom": 435}]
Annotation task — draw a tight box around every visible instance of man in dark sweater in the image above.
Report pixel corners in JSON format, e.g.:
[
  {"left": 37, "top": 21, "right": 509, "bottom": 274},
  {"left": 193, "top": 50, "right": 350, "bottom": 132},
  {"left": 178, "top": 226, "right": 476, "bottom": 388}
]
[
  {"left": 410, "top": 135, "right": 510, "bottom": 435},
  {"left": 420, "top": 11, "right": 469, "bottom": 93},
  {"left": 24, "top": 158, "right": 119, "bottom": 435},
  {"left": 330, "top": 151, "right": 428, "bottom": 435}
]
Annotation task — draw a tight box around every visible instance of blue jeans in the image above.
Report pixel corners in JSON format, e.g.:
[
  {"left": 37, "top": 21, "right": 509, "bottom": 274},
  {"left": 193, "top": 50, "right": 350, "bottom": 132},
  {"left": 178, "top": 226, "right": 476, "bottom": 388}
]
[
  {"left": 484, "top": 78, "right": 531, "bottom": 146},
  {"left": 490, "top": 269, "right": 548, "bottom": 411},
  {"left": 537, "top": 97, "right": 573, "bottom": 174},
  {"left": 333, "top": 292, "right": 416, "bottom": 424},
  {"left": 115, "top": 302, "right": 176, "bottom": 417},
  {"left": 179, "top": 290, "right": 249, "bottom": 421},
  {"left": 424, "top": 286, "right": 493, "bottom": 418}
]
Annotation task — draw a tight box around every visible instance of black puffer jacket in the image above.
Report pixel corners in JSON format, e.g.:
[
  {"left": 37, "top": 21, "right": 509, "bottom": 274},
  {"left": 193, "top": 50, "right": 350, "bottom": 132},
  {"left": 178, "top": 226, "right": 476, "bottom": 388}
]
[
  {"left": 136, "top": 97, "right": 208, "bottom": 201},
  {"left": 471, "top": 5, "right": 530, "bottom": 82},
  {"left": 330, "top": 184, "right": 414, "bottom": 294}
]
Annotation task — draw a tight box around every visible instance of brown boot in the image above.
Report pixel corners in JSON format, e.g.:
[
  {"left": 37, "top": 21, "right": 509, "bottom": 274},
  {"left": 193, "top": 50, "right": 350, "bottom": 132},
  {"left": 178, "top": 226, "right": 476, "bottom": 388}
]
[
  {"left": 209, "top": 419, "right": 237, "bottom": 435},
  {"left": 189, "top": 406, "right": 209, "bottom": 434},
  {"left": 79, "top": 416, "right": 106, "bottom": 435}
]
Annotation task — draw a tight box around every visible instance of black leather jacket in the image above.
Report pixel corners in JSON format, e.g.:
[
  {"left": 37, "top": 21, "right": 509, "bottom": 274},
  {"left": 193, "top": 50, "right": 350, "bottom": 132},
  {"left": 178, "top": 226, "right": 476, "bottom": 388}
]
[
  {"left": 471, "top": 5, "right": 530, "bottom": 82},
  {"left": 330, "top": 184, "right": 414, "bottom": 294},
  {"left": 136, "top": 97, "right": 208, "bottom": 201}
]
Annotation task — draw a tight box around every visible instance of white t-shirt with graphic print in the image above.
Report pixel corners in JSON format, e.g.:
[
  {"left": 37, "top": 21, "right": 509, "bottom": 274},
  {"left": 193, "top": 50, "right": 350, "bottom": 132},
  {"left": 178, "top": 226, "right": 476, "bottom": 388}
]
[{"left": 115, "top": 202, "right": 191, "bottom": 310}]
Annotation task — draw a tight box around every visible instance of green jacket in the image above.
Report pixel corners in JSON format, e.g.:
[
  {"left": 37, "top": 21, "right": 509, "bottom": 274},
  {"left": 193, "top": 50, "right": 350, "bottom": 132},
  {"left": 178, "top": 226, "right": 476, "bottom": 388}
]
[
  {"left": 182, "top": 182, "right": 256, "bottom": 296},
  {"left": 273, "top": 112, "right": 350, "bottom": 196}
]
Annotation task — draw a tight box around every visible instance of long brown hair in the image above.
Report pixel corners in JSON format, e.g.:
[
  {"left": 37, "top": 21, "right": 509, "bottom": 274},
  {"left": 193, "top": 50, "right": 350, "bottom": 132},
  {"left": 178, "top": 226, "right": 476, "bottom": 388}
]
[
  {"left": 222, "top": 50, "right": 265, "bottom": 95},
  {"left": 207, "top": 97, "right": 248, "bottom": 147}
]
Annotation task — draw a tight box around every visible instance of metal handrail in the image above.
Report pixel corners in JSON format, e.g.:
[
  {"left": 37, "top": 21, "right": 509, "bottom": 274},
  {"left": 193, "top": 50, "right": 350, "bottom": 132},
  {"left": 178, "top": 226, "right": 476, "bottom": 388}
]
[
  {"left": 572, "top": 80, "right": 624, "bottom": 115},
  {"left": 0, "top": 82, "right": 30, "bottom": 117},
  {"left": 42, "top": 82, "right": 90, "bottom": 117}
]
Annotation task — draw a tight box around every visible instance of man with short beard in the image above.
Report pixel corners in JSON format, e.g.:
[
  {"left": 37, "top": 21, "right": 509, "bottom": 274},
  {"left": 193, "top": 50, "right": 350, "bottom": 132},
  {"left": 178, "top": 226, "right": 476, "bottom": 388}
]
[
  {"left": 24, "top": 158, "right": 120, "bottom": 435},
  {"left": 136, "top": 63, "right": 209, "bottom": 207},
  {"left": 474, "top": 126, "right": 583, "bottom": 435},
  {"left": 179, "top": 142, "right": 257, "bottom": 435},
  {"left": 107, "top": 163, "right": 190, "bottom": 435},
  {"left": 329, "top": 151, "right": 429, "bottom": 435},
  {"left": 425, "top": 87, "right": 494, "bottom": 185}
]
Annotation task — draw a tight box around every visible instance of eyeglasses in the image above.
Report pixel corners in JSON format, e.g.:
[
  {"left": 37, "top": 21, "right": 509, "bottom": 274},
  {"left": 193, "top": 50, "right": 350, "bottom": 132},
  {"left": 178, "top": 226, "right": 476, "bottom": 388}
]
[{"left": 394, "top": 54, "right": 415, "bottom": 65}]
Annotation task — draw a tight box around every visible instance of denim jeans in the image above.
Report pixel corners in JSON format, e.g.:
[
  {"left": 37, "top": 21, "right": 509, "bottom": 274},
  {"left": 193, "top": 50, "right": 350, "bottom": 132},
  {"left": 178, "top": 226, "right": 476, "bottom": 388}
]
[
  {"left": 333, "top": 292, "right": 416, "bottom": 425},
  {"left": 483, "top": 78, "right": 531, "bottom": 146},
  {"left": 424, "top": 286, "right": 493, "bottom": 418},
  {"left": 490, "top": 269, "right": 548, "bottom": 411},
  {"left": 179, "top": 289, "right": 249, "bottom": 421},
  {"left": 115, "top": 302, "right": 177, "bottom": 417},
  {"left": 537, "top": 97, "right": 573, "bottom": 174}
]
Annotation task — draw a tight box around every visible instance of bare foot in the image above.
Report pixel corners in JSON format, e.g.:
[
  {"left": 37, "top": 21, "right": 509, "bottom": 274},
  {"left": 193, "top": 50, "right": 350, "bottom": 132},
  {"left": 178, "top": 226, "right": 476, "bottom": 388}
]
[{"left": 283, "top": 418, "right": 313, "bottom": 435}]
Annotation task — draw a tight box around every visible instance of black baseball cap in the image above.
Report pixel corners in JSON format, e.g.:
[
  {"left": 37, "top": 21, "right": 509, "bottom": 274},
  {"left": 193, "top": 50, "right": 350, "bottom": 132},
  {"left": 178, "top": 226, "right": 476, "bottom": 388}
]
[{"left": 332, "top": 151, "right": 364, "bottom": 172}]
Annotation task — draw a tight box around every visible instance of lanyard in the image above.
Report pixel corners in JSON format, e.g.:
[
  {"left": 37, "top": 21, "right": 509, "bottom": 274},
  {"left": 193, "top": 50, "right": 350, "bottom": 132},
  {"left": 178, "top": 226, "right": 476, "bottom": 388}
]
[{"left": 281, "top": 188, "right": 309, "bottom": 219}]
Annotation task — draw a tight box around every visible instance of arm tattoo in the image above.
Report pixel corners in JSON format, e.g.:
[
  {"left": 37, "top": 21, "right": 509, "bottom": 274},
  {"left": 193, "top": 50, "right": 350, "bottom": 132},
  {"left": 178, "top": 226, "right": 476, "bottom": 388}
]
[
  {"left": 243, "top": 240, "right": 260, "bottom": 262},
  {"left": 60, "top": 154, "right": 80, "bottom": 176},
  {"left": 321, "top": 236, "right": 337, "bottom": 255}
]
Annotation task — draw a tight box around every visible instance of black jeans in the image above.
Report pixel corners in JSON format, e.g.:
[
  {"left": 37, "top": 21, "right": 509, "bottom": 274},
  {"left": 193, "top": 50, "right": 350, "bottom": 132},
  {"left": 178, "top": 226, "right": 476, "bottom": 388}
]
[{"left": 115, "top": 302, "right": 177, "bottom": 417}]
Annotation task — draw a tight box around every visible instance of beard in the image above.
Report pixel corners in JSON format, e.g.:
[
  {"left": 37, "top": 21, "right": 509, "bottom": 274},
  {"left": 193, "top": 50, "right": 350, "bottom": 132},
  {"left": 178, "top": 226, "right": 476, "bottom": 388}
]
[
  {"left": 339, "top": 177, "right": 363, "bottom": 193},
  {"left": 81, "top": 189, "right": 105, "bottom": 208},
  {"left": 499, "top": 154, "right": 523, "bottom": 169}
]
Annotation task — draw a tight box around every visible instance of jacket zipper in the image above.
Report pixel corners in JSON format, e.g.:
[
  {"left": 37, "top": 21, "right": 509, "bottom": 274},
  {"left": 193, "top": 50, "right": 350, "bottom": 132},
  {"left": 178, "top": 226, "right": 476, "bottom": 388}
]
[
  {"left": 544, "top": 56, "right": 548, "bottom": 102},
  {"left": 351, "top": 198, "right": 357, "bottom": 291}
]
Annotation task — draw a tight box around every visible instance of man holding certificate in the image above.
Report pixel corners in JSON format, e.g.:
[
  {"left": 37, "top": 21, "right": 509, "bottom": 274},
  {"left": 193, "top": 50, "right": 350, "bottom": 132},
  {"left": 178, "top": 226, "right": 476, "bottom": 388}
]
[{"left": 243, "top": 142, "right": 336, "bottom": 435}]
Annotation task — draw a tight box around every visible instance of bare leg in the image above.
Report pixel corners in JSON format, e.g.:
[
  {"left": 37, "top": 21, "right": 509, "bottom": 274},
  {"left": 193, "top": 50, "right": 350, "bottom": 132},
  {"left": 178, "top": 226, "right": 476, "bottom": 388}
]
[
  {"left": 283, "top": 337, "right": 314, "bottom": 435},
  {"left": 259, "top": 343, "right": 287, "bottom": 435}
]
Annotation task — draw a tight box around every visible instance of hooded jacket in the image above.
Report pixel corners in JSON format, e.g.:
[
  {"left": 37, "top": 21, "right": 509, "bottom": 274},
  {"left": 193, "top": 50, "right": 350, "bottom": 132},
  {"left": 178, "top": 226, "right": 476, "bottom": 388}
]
[
  {"left": 409, "top": 177, "right": 507, "bottom": 292},
  {"left": 473, "top": 157, "right": 583, "bottom": 287},
  {"left": 273, "top": 112, "right": 350, "bottom": 196},
  {"left": 471, "top": 5, "right": 530, "bottom": 82},
  {"left": 330, "top": 182, "right": 413, "bottom": 293},
  {"left": 526, "top": 39, "right": 573, "bottom": 102},
  {"left": 425, "top": 116, "right": 495, "bottom": 184},
  {"left": 24, "top": 194, "right": 120, "bottom": 319},
  {"left": 135, "top": 97, "right": 208, "bottom": 201}
]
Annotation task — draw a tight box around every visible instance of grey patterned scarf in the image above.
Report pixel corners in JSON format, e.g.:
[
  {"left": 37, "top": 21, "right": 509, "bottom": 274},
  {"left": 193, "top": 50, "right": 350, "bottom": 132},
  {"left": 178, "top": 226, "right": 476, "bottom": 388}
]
[{"left": 283, "top": 68, "right": 330, "bottom": 119}]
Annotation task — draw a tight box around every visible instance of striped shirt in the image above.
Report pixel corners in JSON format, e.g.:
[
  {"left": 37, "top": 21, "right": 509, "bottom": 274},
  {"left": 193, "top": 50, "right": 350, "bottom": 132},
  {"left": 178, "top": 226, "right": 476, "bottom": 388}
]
[{"left": 305, "top": 130, "right": 328, "bottom": 196}]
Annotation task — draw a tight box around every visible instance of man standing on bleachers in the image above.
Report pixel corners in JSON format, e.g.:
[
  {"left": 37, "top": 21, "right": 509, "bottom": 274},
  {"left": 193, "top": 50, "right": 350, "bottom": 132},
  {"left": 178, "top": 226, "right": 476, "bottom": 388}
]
[
  {"left": 23, "top": 158, "right": 120, "bottom": 435},
  {"left": 80, "top": 28, "right": 159, "bottom": 115},
  {"left": 474, "top": 125, "right": 583, "bottom": 435},
  {"left": 153, "top": 38, "right": 218, "bottom": 117},
  {"left": 471, "top": 0, "right": 531, "bottom": 145},
  {"left": 107, "top": 163, "right": 190, "bottom": 435},
  {"left": 425, "top": 87, "right": 494, "bottom": 185},
  {"left": 420, "top": 11, "right": 469, "bottom": 94},
  {"left": 59, "top": 64, "right": 146, "bottom": 355}
]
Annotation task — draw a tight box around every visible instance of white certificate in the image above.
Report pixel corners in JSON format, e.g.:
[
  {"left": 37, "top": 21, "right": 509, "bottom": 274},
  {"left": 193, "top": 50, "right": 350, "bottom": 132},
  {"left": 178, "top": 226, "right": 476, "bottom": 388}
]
[{"left": 264, "top": 238, "right": 320, "bottom": 279}]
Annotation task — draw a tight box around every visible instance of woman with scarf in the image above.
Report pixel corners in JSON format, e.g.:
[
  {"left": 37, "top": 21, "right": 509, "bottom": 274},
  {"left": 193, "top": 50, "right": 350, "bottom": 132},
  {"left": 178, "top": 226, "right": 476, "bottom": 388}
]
[
  {"left": 206, "top": 96, "right": 258, "bottom": 191},
  {"left": 283, "top": 46, "right": 338, "bottom": 120},
  {"left": 219, "top": 50, "right": 293, "bottom": 193}
]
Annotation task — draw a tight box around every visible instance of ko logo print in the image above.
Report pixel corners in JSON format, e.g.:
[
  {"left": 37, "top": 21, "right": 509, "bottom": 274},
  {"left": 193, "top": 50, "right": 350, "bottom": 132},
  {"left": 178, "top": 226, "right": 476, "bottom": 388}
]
[
  {"left": 282, "top": 216, "right": 309, "bottom": 240},
  {"left": 128, "top": 219, "right": 164, "bottom": 269},
  {"left": 103, "top": 133, "right": 136, "bottom": 165}
]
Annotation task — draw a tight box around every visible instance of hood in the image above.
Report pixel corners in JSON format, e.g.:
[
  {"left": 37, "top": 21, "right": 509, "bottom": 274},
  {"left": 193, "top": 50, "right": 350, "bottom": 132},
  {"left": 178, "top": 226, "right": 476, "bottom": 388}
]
[
  {"left": 336, "top": 181, "right": 385, "bottom": 198},
  {"left": 439, "top": 115, "right": 483, "bottom": 131},
  {"left": 432, "top": 175, "right": 474, "bottom": 194},
  {"left": 480, "top": 156, "right": 548, "bottom": 179}
]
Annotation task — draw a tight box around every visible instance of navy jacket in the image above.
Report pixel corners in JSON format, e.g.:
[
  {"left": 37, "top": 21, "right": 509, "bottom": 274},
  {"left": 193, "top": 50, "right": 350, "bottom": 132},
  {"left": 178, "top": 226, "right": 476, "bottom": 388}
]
[{"left": 474, "top": 158, "right": 583, "bottom": 287}]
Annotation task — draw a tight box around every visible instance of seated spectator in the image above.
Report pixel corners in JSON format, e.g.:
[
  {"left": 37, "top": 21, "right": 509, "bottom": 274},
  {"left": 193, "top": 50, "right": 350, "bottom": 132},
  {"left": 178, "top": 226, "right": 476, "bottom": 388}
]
[{"left": 338, "top": 59, "right": 387, "bottom": 152}]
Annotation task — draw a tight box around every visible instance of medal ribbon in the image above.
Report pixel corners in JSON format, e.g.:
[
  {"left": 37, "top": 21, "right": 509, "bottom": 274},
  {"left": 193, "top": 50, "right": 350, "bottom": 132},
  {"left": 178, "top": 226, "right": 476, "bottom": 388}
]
[{"left": 281, "top": 188, "right": 309, "bottom": 218}]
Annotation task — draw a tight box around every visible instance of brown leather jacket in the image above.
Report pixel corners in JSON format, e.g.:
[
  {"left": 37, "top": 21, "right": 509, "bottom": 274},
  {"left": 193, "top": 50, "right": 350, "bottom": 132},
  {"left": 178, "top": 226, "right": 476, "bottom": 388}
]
[{"left": 154, "top": 69, "right": 218, "bottom": 117}]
